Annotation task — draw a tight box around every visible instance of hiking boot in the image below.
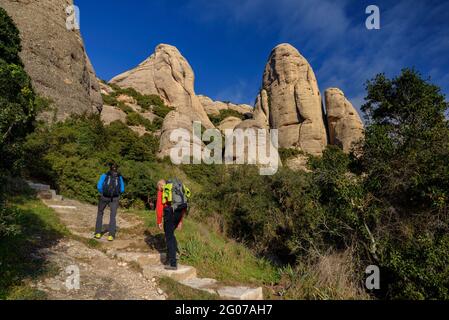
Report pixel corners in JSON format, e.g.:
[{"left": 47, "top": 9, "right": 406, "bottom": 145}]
[
  {"left": 94, "top": 233, "right": 102, "bottom": 239},
  {"left": 107, "top": 236, "right": 115, "bottom": 241},
  {"left": 164, "top": 265, "right": 178, "bottom": 271}
]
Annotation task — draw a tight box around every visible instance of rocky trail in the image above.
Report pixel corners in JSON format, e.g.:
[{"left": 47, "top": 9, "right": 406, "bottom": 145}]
[{"left": 27, "top": 182, "right": 263, "bottom": 300}]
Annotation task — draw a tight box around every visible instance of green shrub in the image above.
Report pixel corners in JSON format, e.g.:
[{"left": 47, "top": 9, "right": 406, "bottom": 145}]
[
  {"left": 126, "top": 112, "right": 160, "bottom": 132},
  {"left": 101, "top": 93, "right": 118, "bottom": 106},
  {"left": 106, "top": 83, "right": 171, "bottom": 112},
  {"left": 278, "top": 148, "right": 303, "bottom": 162},
  {"left": 117, "top": 102, "right": 134, "bottom": 114},
  {"left": 358, "top": 69, "right": 449, "bottom": 299},
  {"left": 152, "top": 104, "right": 174, "bottom": 118},
  {"left": 136, "top": 94, "right": 165, "bottom": 110},
  {"left": 0, "top": 8, "right": 21, "bottom": 65},
  {"left": 209, "top": 109, "right": 245, "bottom": 126},
  {"left": 0, "top": 205, "right": 21, "bottom": 238},
  {"left": 0, "top": 7, "right": 46, "bottom": 175},
  {"left": 23, "top": 114, "right": 160, "bottom": 206}
]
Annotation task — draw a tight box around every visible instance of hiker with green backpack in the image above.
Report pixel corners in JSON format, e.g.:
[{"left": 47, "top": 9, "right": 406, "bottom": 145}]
[
  {"left": 156, "top": 178, "right": 191, "bottom": 270},
  {"left": 94, "top": 162, "right": 125, "bottom": 241}
]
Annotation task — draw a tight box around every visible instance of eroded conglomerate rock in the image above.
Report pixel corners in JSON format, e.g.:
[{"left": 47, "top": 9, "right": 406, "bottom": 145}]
[
  {"left": 158, "top": 111, "right": 204, "bottom": 160},
  {"left": 100, "top": 105, "right": 126, "bottom": 125},
  {"left": 110, "top": 44, "right": 216, "bottom": 158},
  {"left": 217, "top": 116, "right": 243, "bottom": 132},
  {"left": 325, "top": 88, "right": 364, "bottom": 153},
  {"left": 110, "top": 44, "right": 213, "bottom": 129},
  {"left": 198, "top": 95, "right": 253, "bottom": 116},
  {"left": 255, "top": 43, "right": 328, "bottom": 156},
  {"left": 0, "top": 0, "right": 103, "bottom": 120}
]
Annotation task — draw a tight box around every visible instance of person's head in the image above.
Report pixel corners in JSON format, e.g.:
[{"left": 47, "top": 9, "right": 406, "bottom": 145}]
[
  {"left": 157, "top": 179, "right": 166, "bottom": 191},
  {"left": 109, "top": 162, "right": 118, "bottom": 173}
]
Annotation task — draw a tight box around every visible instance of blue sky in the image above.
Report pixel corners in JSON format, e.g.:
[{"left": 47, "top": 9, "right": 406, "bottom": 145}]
[{"left": 75, "top": 0, "right": 449, "bottom": 113}]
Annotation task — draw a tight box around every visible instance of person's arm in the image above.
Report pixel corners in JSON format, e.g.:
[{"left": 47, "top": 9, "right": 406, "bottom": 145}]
[
  {"left": 97, "top": 174, "right": 106, "bottom": 194},
  {"left": 119, "top": 176, "right": 125, "bottom": 193}
]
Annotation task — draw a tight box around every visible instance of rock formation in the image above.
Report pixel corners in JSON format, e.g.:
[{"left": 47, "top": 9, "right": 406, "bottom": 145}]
[
  {"left": 198, "top": 95, "right": 253, "bottom": 116},
  {"left": 325, "top": 88, "right": 364, "bottom": 153},
  {"left": 254, "top": 43, "right": 328, "bottom": 156},
  {"left": 158, "top": 111, "right": 204, "bottom": 160},
  {"left": 217, "top": 116, "right": 243, "bottom": 132},
  {"left": 100, "top": 105, "right": 127, "bottom": 125},
  {"left": 110, "top": 44, "right": 213, "bottom": 129},
  {"left": 0, "top": 0, "right": 103, "bottom": 120},
  {"left": 98, "top": 80, "right": 114, "bottom": 95}
]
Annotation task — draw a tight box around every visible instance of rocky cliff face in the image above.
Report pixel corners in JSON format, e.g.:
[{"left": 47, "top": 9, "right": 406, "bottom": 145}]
[
  {"left": 110, "top": 44, "right": 216, "bottom": 158},
  {"left": 108, "top": 41, "right": 364, "bottom": 166},
  {"left": 110, "top": 44, "right": 214, "bottom": 130},
  {"left": 325, "top": 88, "right": 364, "bottom": 153},
  {"left": 0, "top": 0, "right": 102, "bottom": 120},
  {"left": 254, "top": 43, "right": 328, "bottom": 156}
]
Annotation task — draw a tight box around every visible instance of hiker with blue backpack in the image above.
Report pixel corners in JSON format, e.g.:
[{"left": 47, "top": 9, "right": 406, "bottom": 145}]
[
  {"left": 94, "top": 163, "right": 125, "bottom": 241},
  {"left": 156, "top": 178, "right": 191, "bottom": 270}
]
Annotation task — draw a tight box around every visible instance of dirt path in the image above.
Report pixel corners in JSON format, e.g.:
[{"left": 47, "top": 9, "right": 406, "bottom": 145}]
[
  {"left": 28, "top": 197, "right": 165, "bottom": 300},
  {"left": 28, "top": 182, "right": 263, "bottom": 300}
]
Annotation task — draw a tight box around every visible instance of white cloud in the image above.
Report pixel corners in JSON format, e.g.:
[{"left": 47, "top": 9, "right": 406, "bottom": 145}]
[{"left": 185, "top": 0, "right": 449, "bottom": 112}]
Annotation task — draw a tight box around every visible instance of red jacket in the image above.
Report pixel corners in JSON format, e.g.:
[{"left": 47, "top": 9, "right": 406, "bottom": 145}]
[{"left": 156, "top": 190, "right": 185, "bottom": 225}]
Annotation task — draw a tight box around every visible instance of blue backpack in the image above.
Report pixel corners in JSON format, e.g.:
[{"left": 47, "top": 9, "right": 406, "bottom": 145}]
[{"left": 102, "top": 172, "right": 122, "bottom": 198}]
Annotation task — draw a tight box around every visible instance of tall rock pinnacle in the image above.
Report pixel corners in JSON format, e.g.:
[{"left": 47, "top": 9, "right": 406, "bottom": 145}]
[
  {"left": 110, "top": 44, "right": 214, "bottom": 129},
  {"left": 255, "top": 43, "right": 328, "bottom": 156},
  {"left": 325, "top": 88, "right": 364, "bottom": 153}
]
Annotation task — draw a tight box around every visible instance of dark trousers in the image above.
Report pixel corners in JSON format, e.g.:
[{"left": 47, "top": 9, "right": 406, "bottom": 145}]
[
  {"left": 163, "top": 206, "right": 183, "bottom": 267},
  {"left": 95, "top": 196, "right": 119, "bottom": 237}
]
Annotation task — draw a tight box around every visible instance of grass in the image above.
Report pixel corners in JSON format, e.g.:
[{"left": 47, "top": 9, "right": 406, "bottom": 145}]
[
  {"left": 159, "top": 277, "right": 219, "bottom": 300},
  {"left": 129, "top": 208, "right": 281, "bottom": 291},
  {"left": 127, "top": 205, "right": 370, "bottom": 300},
  {"left": 0, "top": 195, "right": 70, "bottom": 300}
]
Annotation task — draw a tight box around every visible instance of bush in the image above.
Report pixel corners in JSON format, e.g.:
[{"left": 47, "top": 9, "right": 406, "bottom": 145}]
[
  {"left": 101, "top": 93, "right": 118, "bottom": 106},
  {"left": 126, "top": 112, "right": 160, "bottom": 132},
  {"left": 106, "top": 83, "right": 172, "bottom": 112},
  {"left": 209, "top": 109, "right": 245, "bottom": 126},
  {"left": 23, "top": 114, "right": 161, "bottom": 207},
  {"left": 0, "top": 205, "right": 21, "bottom": 238},
  {"left": 0, "top": 8, "right": 45, "bottom": 238},
  {"left": 358, "top": 69, "right": 449, "bottom": 299},
  {"left": 102, "top": 83, "right": 172, "bottom": 129},
  {"left": 152, "top": 104, "right": 174, "bottom": 119},
  {"left": 278, "top": 148, "right": 303, "bottom": 162},
  {"left": 0, "top": 8, "right": 21, "bottom": 65},
  {"left": 0, "top": 7, "right": 46, "bottom": 174}
]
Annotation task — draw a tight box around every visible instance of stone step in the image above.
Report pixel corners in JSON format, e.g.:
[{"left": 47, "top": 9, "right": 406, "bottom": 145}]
[
  {"left": 216, "top": 286, "right": 264, "bottom": 300},
  {"left": 37, "top": 190, "right": 53, "bottom": 200},
  {"left": 47, "top": 205, "right": 78, "bottom": 210},
  {"left": 50, "top": 189, "right": 63, "bottom": 201},
  {"left": 180, "top": 278, "right": 218, "bottom": 295},
  {"left": 142, "top": 264, "right": 197, "bottom": 282},
  {"left": 27, "top": 181, "right": 51, "bottom": 191},
  {"left": 116, "top": 252, "right": 165, "bottom": 266},
  {"left": 38, "top": 193, "right": 265, "bottom": 300}
]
